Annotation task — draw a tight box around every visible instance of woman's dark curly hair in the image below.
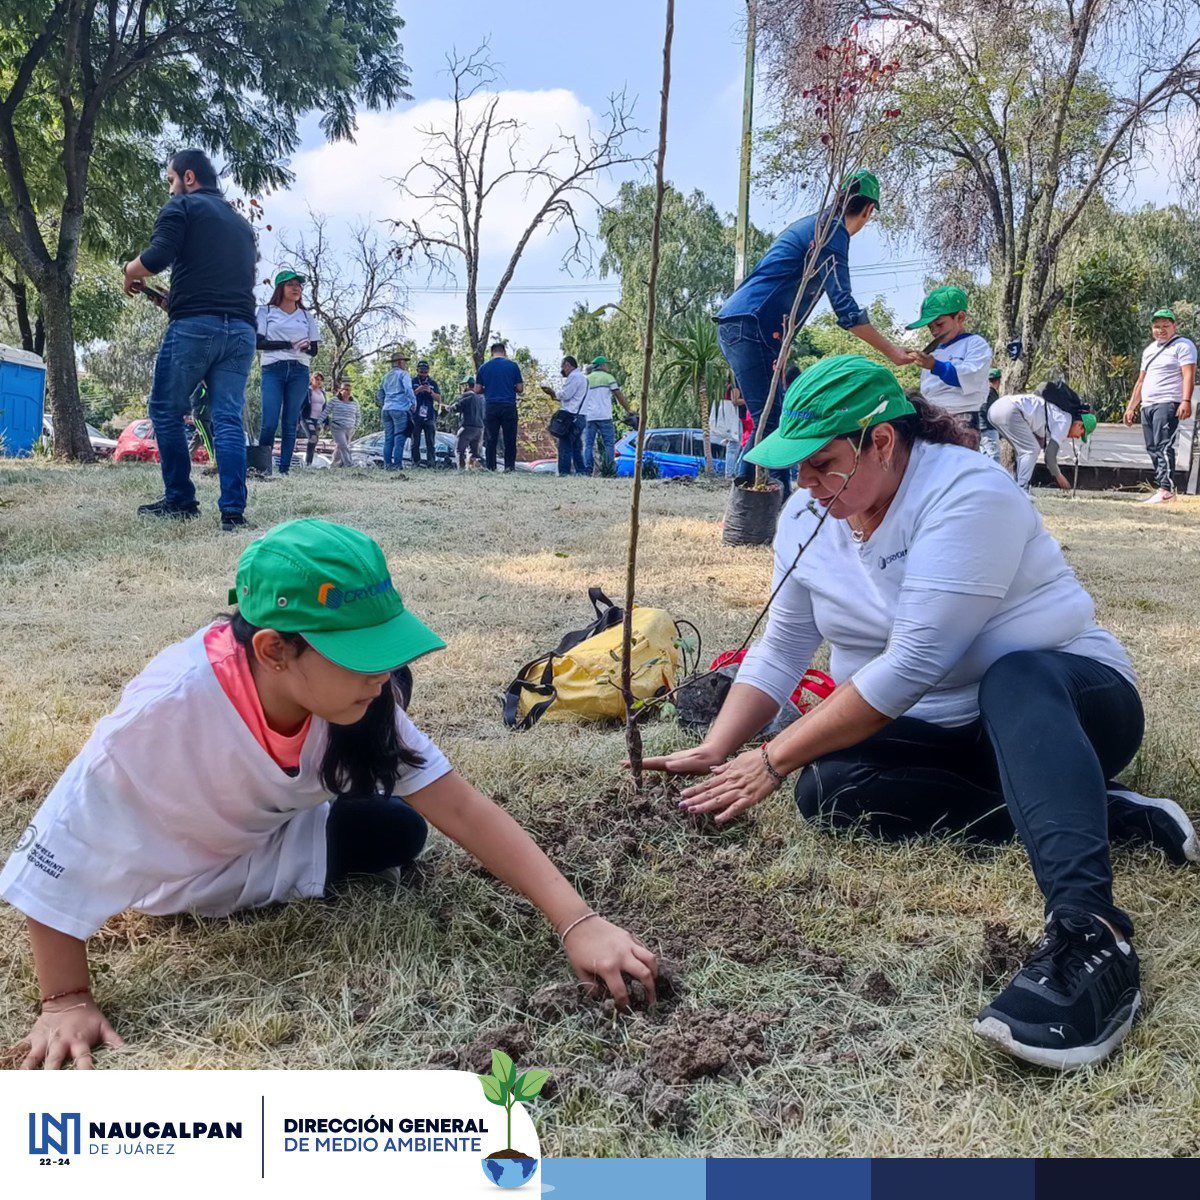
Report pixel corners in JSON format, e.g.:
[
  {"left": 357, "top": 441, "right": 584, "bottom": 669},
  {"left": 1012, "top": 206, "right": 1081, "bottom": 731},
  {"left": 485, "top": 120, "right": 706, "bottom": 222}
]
[
  {"left": 836, "top": 390, "right": 979, "bottom": 453},
  {"left": 225, "top": 612, "right": 425, "bottom": 798}
]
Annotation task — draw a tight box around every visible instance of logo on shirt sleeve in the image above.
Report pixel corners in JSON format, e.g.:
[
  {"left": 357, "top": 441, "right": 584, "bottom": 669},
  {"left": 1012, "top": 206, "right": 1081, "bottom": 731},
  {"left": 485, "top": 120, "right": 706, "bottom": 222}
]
[{"left": 15, "top": 823, "right": 36, "bottom": 853}]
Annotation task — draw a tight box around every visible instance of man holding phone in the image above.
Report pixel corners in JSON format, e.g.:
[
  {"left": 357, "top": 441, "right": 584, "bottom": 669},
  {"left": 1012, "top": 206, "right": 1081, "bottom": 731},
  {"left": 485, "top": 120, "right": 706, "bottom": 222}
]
[{"left": 123, "top": 148, "right": 257, "bottom": 530}]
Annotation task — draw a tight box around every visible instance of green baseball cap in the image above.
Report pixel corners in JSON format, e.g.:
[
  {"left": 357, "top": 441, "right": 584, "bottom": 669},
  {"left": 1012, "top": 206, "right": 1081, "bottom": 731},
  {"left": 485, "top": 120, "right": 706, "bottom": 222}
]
[
  {"left": 743, "top": 355, "right": 915, "bottom": 470},
  {"left": 274, "top": 269, "right": 306, "bottom": 286},
  {"left": 988, "top": 368, "right": 1002, "bottom": 381},
  {"left": 228, "top": 519, "right": 445, "bottom": 674},
  {"left": 907, "top": 285, "right": 969, "bottom": 330},
  {"left": 591, "top": 355, "right": 609, "bottom": 366},
  {"left": 1153, "top": 308, "right": 1177, "bottom": 321},
  {"left": 841, "top": 169, "right": 880, "bottom": 209},
  {"left": 1080, "top": 412, "right": 1097, "bottom": 442}
]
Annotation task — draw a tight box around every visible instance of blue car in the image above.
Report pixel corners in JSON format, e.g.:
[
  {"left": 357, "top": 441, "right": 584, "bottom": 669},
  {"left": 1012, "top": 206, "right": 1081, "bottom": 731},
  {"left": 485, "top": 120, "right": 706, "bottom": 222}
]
[{"left": 614, "top": 427, "right": 729, "bottom": 478}]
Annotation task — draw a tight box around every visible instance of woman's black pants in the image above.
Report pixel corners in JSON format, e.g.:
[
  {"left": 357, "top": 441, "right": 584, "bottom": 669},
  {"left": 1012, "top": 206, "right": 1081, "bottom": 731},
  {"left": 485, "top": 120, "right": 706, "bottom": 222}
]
[
  {"left": 794, "top": 650, "right": 1144, "bottom": 937},
  {"left": 324, "top": 795, "right": 428, "bottom": 891}
]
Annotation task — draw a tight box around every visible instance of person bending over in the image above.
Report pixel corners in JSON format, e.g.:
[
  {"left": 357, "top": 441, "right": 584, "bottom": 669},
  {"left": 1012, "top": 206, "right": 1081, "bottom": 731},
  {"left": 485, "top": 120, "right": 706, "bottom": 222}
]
[{"left": 646, "top": 355, "right": 1195, "bottom": 1071}]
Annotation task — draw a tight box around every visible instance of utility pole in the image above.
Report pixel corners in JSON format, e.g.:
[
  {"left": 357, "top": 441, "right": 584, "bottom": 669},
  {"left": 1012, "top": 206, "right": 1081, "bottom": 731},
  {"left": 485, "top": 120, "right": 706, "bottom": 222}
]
[{"left": 733, "top": 0, "right": 756, "bottom": 288}]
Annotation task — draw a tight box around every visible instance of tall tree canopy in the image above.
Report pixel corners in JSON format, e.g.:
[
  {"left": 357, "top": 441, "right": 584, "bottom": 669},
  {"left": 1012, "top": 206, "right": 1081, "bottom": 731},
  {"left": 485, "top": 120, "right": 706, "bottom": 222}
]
[
  {"left": 0, "top": 0, "right": 411, "bottom": 458},
  {"left": 758, "top": 0, "right": 1200, "bottom": 390}
]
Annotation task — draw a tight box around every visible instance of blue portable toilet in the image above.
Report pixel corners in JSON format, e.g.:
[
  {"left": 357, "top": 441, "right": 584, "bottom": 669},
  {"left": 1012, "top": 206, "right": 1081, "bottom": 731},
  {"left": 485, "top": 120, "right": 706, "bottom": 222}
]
[{"left": 0, "top": 343, "right": 47, "bottom": 456}]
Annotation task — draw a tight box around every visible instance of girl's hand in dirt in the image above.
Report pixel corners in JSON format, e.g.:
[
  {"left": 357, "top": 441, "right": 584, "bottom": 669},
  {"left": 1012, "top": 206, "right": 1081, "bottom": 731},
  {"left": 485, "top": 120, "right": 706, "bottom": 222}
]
[
  {"left": 639, "top": 742, "right": 728, "bottom": 776},
  {"left": 18, "top": 999, "right": 125, "bottom": 1070},
  {"left": 677, "top": 747, "right": 780, "bottom": 825},
  {"left": 563, "top": 918, "right": 658, "bottom": 1011}
]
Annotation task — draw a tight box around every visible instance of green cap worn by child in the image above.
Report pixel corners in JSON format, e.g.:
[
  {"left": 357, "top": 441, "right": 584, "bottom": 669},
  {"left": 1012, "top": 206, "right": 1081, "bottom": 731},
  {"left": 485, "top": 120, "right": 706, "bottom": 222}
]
[
  {"left": 743, "top": 355, "right": 914, "bottom": 470},
  {"left": 229, "top": 519, "right": 445, "bottom": 673},
  {"left": 907, "top": 285, "right": 969, "bottom": 330}
]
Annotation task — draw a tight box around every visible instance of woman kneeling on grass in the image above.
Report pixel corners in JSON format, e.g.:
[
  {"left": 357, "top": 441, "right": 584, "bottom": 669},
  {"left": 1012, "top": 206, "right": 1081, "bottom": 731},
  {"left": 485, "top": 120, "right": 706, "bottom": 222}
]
[
  {"left": 4, "top": 519, "right": 656, "bottom": 1069},
  {"left": 646, "top": 355, "right": 1197, "bottom": 1071}
]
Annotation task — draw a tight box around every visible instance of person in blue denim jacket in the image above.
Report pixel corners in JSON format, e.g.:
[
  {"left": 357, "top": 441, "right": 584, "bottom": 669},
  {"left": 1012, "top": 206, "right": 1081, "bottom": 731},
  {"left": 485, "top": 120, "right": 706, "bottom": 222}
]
[
  {"left": 717, "top": 170, "right": 908, "bottom": 489},
  {"left": 377, "top": 351, "right": 417, "bottom": 470}
]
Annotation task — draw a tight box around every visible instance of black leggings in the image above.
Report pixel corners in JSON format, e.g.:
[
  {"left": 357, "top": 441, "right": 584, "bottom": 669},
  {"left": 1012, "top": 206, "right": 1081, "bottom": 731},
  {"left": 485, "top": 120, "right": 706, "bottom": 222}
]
[
  {"left": 324, "top": 794, "right": 428, "bottom": 891},
  {"left": 794, "top": 650, "right": 1144, "bottom": 937}
]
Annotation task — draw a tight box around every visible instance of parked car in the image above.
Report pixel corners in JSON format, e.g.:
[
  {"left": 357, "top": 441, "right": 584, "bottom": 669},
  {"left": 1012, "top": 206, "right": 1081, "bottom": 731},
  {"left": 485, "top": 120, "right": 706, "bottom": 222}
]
[
  {"left": 615, "top": 428, "right": 729, "bottom": 478},
  {"left": 113, "top": 418, "right": 209, "bottom": 464},
  {"left": 515, "top": 458, "right": 558, "bottom": 474},
  {"left": 349, "top": 429, "right": 456, "bottom": 469},
  {"left": 42, "top": 414, "right": 118, "bottom": 458}
]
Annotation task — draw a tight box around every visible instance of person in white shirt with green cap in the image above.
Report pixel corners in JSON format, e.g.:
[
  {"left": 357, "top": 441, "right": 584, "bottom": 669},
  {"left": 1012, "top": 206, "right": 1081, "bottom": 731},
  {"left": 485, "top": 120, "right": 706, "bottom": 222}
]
[
  {"left": 988, "top": 381, "right": 1097, "bottom": 493},
  {"left": 1123, "top": 307, "right": 1196, "bottom": 505},
  {"left": 905, "top": 285, "right": 996, "bottom": 460}
]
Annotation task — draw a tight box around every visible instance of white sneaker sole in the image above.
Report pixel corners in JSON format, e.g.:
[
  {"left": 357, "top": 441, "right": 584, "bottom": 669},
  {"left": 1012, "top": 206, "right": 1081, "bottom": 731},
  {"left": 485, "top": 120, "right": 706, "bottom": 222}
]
[
  {"left": 973, "top": 991, "right": 1141, "bottom": 1070},
  {"left": 1108, "top": 787, "right": 1199, "bottom": 863}
]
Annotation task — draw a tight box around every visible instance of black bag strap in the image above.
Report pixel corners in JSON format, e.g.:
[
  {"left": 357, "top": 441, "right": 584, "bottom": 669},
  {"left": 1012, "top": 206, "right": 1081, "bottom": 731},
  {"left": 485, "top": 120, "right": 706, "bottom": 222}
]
[{"left": 501, "top": 587, "right": 624, "bottom": 730}]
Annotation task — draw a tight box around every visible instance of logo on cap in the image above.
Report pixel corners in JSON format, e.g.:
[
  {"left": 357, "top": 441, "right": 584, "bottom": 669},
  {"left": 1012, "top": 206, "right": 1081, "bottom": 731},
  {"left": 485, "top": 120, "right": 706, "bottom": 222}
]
[{"left": 318, "top": 578, "right": 395, "bottom": 610}]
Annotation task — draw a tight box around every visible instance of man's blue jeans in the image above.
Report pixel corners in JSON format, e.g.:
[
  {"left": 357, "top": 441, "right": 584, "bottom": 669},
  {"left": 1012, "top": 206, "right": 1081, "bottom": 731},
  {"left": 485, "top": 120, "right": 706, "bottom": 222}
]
[
  {"left": 717, "top": 314, "right": 790, "bottom": 491},
  {"left": 258, "top": 359, "right": 310, "bottom": 473},
  {"left": 148, "top": 315, "right": 255, "bottom": 515},
  {"left": 583, "top": 419, "right": 616, "bottom": 474},
  {"left": 557, "top": 412, "right": 587, "bottom": 475},
  {"left": 382, "top": 409, "right": 410, "bottom": 469}
]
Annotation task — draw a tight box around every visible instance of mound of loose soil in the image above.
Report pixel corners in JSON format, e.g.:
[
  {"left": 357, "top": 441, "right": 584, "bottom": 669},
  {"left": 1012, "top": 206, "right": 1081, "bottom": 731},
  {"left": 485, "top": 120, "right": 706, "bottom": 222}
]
[
  {"left": 645, "top": 1009, "right": 770, "bottom": 1084},
  {"left": 979, "top": 921, "right": 1038, "bottom": 982}
]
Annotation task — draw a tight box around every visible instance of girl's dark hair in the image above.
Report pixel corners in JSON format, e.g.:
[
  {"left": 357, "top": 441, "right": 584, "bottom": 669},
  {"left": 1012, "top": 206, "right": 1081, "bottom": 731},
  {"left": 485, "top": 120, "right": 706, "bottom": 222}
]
[
  {"left": 168, "top": 149, "right": 220, "bottom": 190},
  {"left": 267, "top": 281, "right": 306, "bottom": 310},
  {"left": 227, "top": 612, "right": 425, "bottom": 798},
  {"left": 834, "top": 392, "right": 978, "bottom": 453}
]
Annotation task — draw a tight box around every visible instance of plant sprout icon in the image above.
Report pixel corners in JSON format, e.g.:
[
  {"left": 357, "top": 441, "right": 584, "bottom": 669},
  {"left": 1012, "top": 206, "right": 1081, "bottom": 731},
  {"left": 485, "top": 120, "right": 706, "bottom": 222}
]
[{"left": 479, "top": 1050, "right": 550, "bottom": 1154}]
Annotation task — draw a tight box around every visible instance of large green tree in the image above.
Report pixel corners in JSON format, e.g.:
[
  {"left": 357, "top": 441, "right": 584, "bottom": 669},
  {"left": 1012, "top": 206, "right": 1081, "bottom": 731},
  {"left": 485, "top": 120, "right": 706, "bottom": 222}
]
[
  {"left": 0, "top": 0, "right": 411, "bottom": 460},
  {"left": 559, "top": 181, "right": 771, "bottom": 422},
  {"left": 758, "top": 0, "right": 1200, "bottom": 391}
]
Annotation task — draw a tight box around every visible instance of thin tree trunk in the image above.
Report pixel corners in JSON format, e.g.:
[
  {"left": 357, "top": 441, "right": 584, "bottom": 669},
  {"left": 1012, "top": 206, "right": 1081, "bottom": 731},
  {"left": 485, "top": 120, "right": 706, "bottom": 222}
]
[
  {"left": 699, "top": 379, "right": 713, "bottom": 475},
  {"left": 40, "top": 268, "right": 93, "bottom": 461},
  {"left": 621, "top": 0, "right": 673, "bottom": 792},
  {"left": 12, "top": 275, "right": 35, "bottom": 352}
]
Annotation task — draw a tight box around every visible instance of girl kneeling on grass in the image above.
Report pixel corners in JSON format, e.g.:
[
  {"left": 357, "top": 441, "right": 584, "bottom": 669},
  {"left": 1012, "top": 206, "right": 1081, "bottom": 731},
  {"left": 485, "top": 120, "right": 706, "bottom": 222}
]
[
  {"left": 646, "top": 355, "right": 1197, "bottom": 1071},
  {"left": 4, "top": 519, "right": 656, "bottom": 1069}
]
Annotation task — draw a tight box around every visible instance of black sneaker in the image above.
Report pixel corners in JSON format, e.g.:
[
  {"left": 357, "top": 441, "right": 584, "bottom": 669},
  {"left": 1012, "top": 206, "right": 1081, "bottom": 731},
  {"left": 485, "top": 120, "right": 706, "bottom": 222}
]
[
  {"left": 220, "top": 512, "right": 249, "bottom": 532},
  {"left": 1107, "top": 786, "right": 1198, "bottom": 866},
  {"left": 138, "top": 497, "right": 199, "bottom": 520},
  {"left": 973, "top": 908, "right": 1140, "bottom": 1070}
]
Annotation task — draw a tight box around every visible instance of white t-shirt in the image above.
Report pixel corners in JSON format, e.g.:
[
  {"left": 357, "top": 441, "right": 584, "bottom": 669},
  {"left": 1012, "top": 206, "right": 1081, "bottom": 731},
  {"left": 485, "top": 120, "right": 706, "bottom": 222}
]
[
  {"left": 1139, "top": 337, "right": 1197, "bottom": 407},
  {"left": 736, "top": 441, "right": 1133, "bottom": 727},
  {"left": 257, "top": 305, "right": 320, "bottom": 367},
  {"left": 919, "top": 332, "right": 994, "bottom": 417},
  {"left": 1000, "top": 393, "right": 1073, "bottom": 447},
  {"left": 0, "top": 629, "right": 451, "bottom": 940}
]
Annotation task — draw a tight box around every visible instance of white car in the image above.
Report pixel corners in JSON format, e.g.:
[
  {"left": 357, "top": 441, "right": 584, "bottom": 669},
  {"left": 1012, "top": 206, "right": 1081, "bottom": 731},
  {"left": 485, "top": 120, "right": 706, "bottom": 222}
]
[{"left": 42, "top": 414, "right": 118, "bottom": 457}]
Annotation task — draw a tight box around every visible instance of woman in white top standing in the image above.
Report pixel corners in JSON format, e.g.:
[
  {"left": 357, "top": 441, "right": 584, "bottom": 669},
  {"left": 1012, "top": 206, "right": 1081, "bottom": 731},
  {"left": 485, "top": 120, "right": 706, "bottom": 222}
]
[
  {"left": 645, "top": 355, "right": 1196, "bottom": 1072},
  {"left": 257, "top": 269, "right": 320, "bottom": 475},
  {"left": 988, "top": 381, "right": 1096, "bottom": 492}
]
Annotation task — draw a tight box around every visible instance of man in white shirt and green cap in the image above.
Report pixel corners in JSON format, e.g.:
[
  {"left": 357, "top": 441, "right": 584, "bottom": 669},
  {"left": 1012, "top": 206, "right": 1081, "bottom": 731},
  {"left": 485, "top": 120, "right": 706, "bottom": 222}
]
[
  {"left": 1123, "top": 308, "right": 1196, "bottom": 505},
  {"left": 582, "top": 356, "right": 634, "bottom": 475}
]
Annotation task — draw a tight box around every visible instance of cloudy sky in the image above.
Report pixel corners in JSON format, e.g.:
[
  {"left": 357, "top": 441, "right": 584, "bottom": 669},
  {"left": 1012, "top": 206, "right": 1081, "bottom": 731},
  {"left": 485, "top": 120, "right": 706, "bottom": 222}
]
[{"left": 254, "top": 0, "right": 1176, "bottom": 366}]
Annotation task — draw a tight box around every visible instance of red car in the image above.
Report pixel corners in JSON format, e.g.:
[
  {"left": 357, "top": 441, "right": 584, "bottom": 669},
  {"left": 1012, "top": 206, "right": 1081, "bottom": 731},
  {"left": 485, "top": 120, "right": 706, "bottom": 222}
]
[{"left": 113, "top": 418, "right": 209, "bottom": 464}]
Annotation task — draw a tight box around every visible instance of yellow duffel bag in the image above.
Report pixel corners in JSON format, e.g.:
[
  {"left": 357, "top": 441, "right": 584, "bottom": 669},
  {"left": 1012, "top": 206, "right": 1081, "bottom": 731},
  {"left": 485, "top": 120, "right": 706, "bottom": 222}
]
[{"left": 503, "top": 587, "right": 682, "bottom": 729}]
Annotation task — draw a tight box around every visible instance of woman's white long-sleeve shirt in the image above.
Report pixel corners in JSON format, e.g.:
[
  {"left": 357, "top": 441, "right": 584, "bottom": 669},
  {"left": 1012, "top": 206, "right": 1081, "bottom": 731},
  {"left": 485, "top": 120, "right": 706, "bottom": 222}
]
[{"left": 736, "top": 441, "right": 1133, "bottom": 727}]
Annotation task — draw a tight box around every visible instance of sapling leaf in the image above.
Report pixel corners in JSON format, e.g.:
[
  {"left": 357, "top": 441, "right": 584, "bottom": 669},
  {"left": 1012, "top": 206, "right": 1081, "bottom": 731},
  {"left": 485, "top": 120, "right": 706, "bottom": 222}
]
[
  {"left": 479, "top": 1073, "right": 506, "bottom": 1105},
  {"left": 513, "top": 1069, "right": 551, "bottom": 1101},
  {"left": 660, "top": 702, "right": 677, "bottom": 719},
  {"left": 492, "top": 1049, "right": 517, "bottom": 1089}
]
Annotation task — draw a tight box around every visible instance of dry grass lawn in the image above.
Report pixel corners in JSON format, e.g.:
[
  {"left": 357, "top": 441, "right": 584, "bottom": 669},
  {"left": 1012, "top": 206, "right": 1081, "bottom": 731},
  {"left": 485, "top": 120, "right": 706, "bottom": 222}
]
[{"left": 1, "top": 459, "right": 1198, "bottom": 1157}]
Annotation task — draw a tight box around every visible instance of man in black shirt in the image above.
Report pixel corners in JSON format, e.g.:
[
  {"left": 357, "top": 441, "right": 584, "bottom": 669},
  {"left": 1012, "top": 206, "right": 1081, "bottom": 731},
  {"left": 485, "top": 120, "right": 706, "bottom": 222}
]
[
  {"left": 123, "top": 149, "right": 257, "bottom": 530},
  {"left": 411, "top": 359, "right": 441, "bottom": 467},
  {"left": 452, "top": 375, "right": 484, "bottom": 469}
]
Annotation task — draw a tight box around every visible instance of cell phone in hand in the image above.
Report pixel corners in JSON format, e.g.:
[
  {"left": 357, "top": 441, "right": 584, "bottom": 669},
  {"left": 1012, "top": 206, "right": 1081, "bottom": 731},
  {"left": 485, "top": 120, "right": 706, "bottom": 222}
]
[{"left": 141, "top": 285, "right": 169, "bottom": 310}]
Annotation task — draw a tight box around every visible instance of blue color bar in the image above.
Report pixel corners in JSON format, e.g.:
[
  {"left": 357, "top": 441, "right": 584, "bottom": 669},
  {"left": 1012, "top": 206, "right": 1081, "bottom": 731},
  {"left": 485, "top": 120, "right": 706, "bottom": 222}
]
[
  {"left": 542, "top": 1157, "right": 706, "bottom": 1199},
  {"left": 707, "top": 1157, "right": 871, "bottom": 1198}
]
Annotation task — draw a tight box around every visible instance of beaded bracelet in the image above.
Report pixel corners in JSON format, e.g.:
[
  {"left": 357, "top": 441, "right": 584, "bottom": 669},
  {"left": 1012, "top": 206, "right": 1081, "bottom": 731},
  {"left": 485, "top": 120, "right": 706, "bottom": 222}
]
[{"left": 760, "top": 742, "right": 786, "bottom": 788}]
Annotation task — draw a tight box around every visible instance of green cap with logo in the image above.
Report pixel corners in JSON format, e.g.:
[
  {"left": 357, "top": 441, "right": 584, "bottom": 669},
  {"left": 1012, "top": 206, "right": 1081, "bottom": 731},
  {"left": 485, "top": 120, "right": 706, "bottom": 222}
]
[
  {"left": 907, "top": 285, "right": 969, "bottom": 330},
  {"left": 743, "top": 355, "right": 915, "bottom": 470},
  {"left": 1153, "top": 308, "right": 1177, "bottom": 321},
  {"left": 1080, "top": 412, "right": 1098, "bottom": 441},
  {"left": 228, "top": 519, "right": 445, "bottom": 674},
  {"left": 591, "top": 355, "right": 609, "bottom": 366},
  {"left": 841, "top": 169, "right": 880, "bottom": 209},
  {"left": 274, "top": 269, "right": 306, "bottom": 286}
]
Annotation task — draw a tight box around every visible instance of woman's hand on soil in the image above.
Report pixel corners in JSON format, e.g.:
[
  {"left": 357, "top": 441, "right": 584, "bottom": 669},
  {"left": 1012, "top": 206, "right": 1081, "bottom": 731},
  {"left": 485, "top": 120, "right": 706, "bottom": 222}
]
[
  {"left": 639, "top": 742, "right": 728, "bottom": 776},
  {"left": 563, "top": 918, "right": 658, "bottom": 1012},
  {"left": 18, "top": 999, "right": 125, "bottom": 1070},
  {"left": 677, "top": 747, "right": 780, "bottom": 825}
]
